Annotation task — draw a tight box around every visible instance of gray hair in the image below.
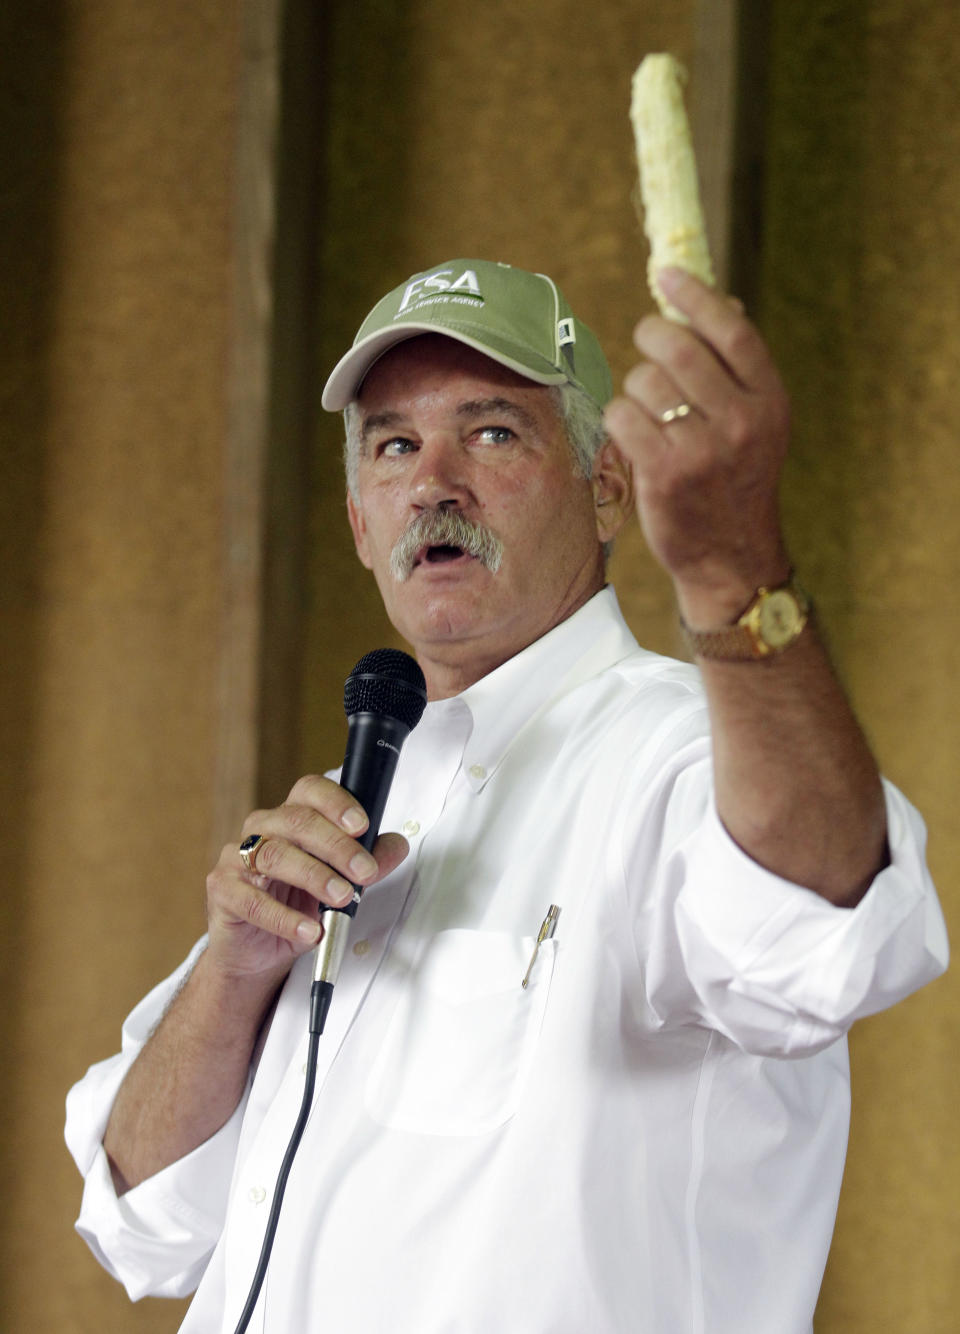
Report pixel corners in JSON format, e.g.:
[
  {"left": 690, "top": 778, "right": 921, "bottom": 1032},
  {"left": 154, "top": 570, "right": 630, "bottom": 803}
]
[
  {"left": 342, "top": 380, "right": 609, "bottom": 499},
  {"left": 555, "top": 381, "right": 610, "bottom": 480}
]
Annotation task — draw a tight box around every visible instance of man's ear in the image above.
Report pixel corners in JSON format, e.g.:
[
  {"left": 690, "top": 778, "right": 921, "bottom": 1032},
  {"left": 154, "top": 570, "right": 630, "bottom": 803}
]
[
  {"left": 346, "top": 490, "right": 373, "bottom": 569},
  {"left": 591, "top": 442, "right": 634, "bottom": 545}
]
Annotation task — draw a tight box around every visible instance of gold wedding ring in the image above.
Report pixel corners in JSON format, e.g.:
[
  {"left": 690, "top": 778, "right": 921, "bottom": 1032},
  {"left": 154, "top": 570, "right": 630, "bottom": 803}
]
[{"left": 658, "top": 402, "right": 693, "bottom": 425}]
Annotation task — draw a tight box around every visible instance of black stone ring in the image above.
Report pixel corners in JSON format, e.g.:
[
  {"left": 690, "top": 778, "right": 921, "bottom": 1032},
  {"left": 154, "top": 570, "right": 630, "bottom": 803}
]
[{"left": 239, "top": 833, "right": 267, "bottom": 875}]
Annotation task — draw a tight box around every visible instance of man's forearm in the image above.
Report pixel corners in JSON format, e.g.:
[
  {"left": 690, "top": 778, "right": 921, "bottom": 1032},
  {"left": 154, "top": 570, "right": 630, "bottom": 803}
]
[
  {"left": 697, "top": 623, "right": 887, "bottom": 907},
  {"left": 102, "top": 950, "right": 284, "bottom": 1193}
]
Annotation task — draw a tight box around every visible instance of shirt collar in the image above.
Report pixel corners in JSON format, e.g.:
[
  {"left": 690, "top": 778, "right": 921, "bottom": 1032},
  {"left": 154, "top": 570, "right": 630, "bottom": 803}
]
[{"left": 443, "top": 585, "right": 638, "bottom": 790}]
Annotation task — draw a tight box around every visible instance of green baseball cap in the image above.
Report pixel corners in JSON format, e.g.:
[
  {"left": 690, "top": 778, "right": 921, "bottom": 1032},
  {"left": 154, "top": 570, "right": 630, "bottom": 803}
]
[{"left": 321, "top": 258, "right": 613, "bottom": 411}]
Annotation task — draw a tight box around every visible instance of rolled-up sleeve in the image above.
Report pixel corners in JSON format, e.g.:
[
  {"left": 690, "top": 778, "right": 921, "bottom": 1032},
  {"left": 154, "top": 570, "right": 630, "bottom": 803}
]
[
  {"left": 65, "top": 940, "right": 246, "bottom": 1300},
  {"left": 640, "top": 774, "right": 948, "bottom": 1057}
]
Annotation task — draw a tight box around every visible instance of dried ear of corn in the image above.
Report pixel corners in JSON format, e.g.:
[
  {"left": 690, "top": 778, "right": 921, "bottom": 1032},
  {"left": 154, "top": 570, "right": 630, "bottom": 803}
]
[{"left": 630, "top": 53, "right": 714, "bottom": 321}]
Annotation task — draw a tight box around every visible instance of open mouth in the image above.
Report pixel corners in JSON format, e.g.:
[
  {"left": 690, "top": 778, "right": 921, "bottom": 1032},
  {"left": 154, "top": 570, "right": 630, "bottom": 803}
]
[
  {"left": 415, "top": 543, "right": 473, "bottom": 567},
  {"left": 390, "top": 515, "right": 503, "bottom": 581}
]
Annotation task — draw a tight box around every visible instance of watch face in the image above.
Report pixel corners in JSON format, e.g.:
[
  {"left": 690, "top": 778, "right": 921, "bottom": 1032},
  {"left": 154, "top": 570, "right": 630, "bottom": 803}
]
[{"left": 758, "top": 589, "right": 802, "bottom": 648}]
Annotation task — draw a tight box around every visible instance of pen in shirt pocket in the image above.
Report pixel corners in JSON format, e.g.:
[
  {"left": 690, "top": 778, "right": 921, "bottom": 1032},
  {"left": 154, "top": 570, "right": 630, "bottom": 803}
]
[{"left": 521, "top": 904, "right": 560, "bottom": 988}]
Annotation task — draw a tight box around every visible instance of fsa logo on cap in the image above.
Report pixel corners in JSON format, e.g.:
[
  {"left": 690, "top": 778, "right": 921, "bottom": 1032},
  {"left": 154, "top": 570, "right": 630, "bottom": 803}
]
[{"left": 397, "top": 268, "right": 482, "bottom": 314}]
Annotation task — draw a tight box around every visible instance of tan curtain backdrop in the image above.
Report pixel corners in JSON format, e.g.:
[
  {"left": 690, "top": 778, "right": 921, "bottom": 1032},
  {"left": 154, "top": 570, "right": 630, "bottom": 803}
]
[
  {"left": 2, "top": 1, "right": 955, "bottom": 1330},
  {"left": 2, "top": 2, "right": 240, "bottom": 1329},
  {"left": 761, "top": 6, "right": 960, "bottom": 1328}
]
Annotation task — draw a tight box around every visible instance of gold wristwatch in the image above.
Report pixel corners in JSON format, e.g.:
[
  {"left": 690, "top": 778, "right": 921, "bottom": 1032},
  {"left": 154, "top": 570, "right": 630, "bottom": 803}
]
[{"left": 681, "top": 573, "right": 810, "bottom": 661}]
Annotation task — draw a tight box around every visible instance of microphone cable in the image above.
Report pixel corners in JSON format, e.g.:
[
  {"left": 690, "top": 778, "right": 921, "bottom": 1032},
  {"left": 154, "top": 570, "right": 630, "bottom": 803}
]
[{"left": 230, "top": 1021, "right": 321, "bottom": 1334}]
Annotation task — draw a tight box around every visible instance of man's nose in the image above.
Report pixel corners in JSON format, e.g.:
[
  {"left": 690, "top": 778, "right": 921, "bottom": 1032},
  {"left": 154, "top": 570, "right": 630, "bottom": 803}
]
[{"left": 409, "top": 436, "right": 470, "bottom": 510}]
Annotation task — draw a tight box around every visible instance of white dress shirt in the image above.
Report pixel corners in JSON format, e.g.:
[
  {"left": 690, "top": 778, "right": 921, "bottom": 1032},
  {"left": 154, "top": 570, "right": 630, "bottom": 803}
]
[{"left": 66, "top": 587, "right": 947, "bottom": 1333}]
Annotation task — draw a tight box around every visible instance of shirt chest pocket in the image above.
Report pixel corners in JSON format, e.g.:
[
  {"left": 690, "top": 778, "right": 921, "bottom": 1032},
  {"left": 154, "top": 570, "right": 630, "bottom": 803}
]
[{"left": 364, "top": 928, "right": 556, "bottom": 1136}]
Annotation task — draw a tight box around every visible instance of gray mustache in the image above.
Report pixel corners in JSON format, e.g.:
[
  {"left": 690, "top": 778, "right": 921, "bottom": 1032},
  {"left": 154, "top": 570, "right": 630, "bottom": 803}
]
[{"left": 389, "top": 509, "right": 504, "bottom": 581}]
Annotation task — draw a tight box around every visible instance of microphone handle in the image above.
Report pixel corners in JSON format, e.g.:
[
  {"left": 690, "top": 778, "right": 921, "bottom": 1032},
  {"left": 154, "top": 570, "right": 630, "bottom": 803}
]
[
  {"left": 339, "top": 711, "right": 411, "bottom": 857},
  {"left": 310, "top": 711, "right": 411, "bottom": 1033}
]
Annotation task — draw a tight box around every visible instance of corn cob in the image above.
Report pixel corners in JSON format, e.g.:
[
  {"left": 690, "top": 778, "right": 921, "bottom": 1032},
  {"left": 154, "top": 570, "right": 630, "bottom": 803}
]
[{"left": 630, "top": 53, "right": 714, "bottom": 321}]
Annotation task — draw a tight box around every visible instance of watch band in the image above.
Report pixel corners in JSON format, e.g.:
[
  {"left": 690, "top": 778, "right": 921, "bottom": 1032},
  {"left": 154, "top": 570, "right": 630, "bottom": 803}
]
[{"left": 680, "top": 574, "right": 810, "bottom": 661}]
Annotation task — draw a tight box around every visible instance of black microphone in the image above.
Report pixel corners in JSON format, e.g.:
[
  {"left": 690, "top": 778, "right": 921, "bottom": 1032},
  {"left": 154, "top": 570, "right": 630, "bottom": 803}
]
[
  {"left": 340, "top": 647, "right": 429, "bottom": 862},
  {"left": 310, "top": 648, "right": 427, "bottom": 1034}
]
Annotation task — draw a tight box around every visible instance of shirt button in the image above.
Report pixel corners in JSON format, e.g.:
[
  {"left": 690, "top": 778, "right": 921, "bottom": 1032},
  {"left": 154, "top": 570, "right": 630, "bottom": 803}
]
[
  {"left": 352, "top": 938, "right": 370, "bottom": 957},
  {"left": 469, "top": 764, "right": 487, "bottom": 781},
  {"left": 402, "top": 819, "right": 420, "bottom": 836},
  {"left": 248, "top": 1185, "right": 267, "bottom": 1205}
]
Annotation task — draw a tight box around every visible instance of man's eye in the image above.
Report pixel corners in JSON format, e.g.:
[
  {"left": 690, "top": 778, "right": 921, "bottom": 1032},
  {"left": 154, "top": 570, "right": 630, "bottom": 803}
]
[
  {"left": 380, "top": 438, "right": 417, "bottom": 458},
  {"left": 476, "top": 426, "right": 514, "bottom": 445}
]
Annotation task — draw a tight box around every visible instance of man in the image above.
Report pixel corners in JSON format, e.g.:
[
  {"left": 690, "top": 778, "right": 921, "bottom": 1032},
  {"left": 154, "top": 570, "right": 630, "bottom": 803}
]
[{"left": 67, "top": 259, "right": 946, "bottom": 1332}]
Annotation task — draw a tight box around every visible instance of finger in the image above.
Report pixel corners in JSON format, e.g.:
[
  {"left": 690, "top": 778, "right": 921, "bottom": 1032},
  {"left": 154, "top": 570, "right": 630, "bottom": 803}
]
[
  {"left": 207, "top": 856, "right": 324, "bottom": 946},
  {"left": 241, "top": 801, "right": 381, "bottom": 887},
  {"left": 655, "top": 268, "right": 780, "bottom": 392},
  {"left": 285, "top": 773, "right": 371, "bottom": 836},
  {"left": 233, "top": 818, "right": 411, "bottom": 907},
  {"left": 235, "top": 837, "right": 359, "bottom": 909},
  {"left": 632, "top": 312, "right": 745, "bottom": 424},
  {"left": 240, "top": 881, "right": 324, "bottom": 945},
  {"left": 237, "top": 819, "right": 381, "bottom": 903},
  {"left": 603, "top": 393, "right": 671, "bottom": 478},
  {"left": 369, "top": 831, "right": 411, "bottom": 883},
  {"left": 243, "top": 829, "right": 412, "bottom": 906},
  {"left": 621, "top": 360, "right": 704, "bottom": 430}
]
